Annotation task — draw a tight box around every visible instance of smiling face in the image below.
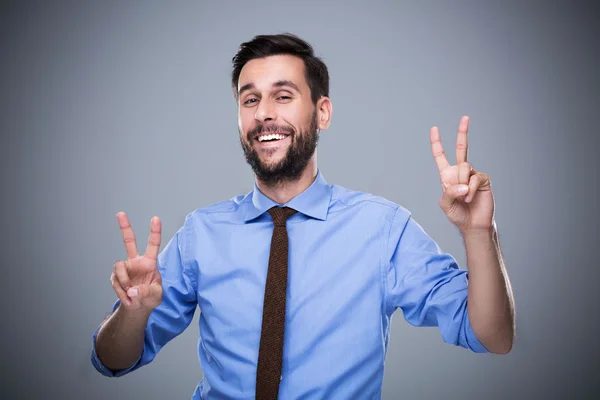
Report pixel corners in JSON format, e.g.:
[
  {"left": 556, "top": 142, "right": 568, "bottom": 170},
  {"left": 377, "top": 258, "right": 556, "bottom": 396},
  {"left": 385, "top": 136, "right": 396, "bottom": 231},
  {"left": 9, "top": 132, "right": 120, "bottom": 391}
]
[{"left": 237, "top": 55, "right": 330, "bottom": 185}]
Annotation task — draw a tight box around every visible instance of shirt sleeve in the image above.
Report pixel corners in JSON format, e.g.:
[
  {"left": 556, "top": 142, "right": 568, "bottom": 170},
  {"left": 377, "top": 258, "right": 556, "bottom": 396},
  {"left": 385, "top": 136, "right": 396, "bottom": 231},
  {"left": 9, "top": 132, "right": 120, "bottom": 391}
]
[
  {"left": 91, "top": 226, "right": 198, "bottom": 377},
  {"left": 385, "top": 206, "right": 488, "bottom": 353}
]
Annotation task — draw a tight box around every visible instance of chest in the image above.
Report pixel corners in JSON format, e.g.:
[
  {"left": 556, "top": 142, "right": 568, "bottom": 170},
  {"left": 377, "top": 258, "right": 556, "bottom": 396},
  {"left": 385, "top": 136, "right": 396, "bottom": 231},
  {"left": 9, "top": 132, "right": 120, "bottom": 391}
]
[{"left": 190, "top": 218, "right": 385, "bottom": 335}]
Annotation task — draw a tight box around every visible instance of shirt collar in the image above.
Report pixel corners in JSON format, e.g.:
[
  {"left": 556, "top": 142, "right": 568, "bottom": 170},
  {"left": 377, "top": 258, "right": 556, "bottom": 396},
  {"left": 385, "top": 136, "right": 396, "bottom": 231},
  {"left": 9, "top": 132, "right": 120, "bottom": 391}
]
[{"left": 243, "top": 169, "right": 331, "bottom": 222}]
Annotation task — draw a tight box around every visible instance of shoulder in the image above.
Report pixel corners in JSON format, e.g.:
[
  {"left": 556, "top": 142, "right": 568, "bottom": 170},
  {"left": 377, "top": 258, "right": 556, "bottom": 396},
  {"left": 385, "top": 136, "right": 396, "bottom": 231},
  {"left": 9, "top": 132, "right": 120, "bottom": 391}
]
[
  {"left": 182, "top": 191, "right": 252, "bottom": 225},
  {"left": 329, "top": 183, "right": 412, "bottom": 221}
]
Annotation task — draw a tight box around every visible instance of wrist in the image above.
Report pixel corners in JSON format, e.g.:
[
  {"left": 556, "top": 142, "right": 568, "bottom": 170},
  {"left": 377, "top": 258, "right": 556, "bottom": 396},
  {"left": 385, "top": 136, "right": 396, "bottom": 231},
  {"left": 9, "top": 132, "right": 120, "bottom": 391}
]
[
  {"left": 460, "top": 223, "right": 497, "bottom": 242},
  {"left": 117, "top": 303, "right": 153, "bottom": 321}
]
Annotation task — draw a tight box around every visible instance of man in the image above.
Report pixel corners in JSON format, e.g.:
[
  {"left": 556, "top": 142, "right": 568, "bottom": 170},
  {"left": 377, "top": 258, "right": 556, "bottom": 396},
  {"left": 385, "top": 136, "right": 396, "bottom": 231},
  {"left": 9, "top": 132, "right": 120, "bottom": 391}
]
[{"left": 91, "top": 33, "right": 515, "bottom": 399}]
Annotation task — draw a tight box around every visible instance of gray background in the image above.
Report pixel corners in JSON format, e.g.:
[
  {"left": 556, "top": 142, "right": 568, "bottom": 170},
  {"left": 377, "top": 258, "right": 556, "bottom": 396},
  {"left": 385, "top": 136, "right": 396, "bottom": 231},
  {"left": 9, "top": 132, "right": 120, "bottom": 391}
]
[{"left": 1, "top": 0, "right": 598, "bottom": 399}]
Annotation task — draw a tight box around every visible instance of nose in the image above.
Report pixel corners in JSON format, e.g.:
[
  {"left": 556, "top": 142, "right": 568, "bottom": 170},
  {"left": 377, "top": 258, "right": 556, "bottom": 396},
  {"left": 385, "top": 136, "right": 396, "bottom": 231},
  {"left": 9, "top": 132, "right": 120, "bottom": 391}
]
[{"left": 254, "top": 99, "right": 277, "bottom": 123}]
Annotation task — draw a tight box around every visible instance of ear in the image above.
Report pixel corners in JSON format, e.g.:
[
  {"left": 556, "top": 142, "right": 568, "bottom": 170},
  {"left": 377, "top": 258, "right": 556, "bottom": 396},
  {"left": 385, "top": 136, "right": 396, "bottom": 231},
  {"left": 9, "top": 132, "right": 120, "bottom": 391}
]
[{"left": 316, "top": 96, "right": 332, "bottom": 130}]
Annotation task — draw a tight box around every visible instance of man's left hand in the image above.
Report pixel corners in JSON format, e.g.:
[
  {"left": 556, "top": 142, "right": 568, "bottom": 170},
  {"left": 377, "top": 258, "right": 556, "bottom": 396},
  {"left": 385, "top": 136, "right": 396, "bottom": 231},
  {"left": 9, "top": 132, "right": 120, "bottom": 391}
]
[{"left": 429, "top": 115, "right": 495, "bottom": 235}]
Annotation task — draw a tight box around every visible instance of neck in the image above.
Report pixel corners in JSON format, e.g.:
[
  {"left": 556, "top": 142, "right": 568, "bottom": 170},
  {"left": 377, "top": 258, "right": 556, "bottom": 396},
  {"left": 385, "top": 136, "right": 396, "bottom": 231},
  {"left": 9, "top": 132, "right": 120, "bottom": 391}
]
[{"left": 255, "top": 158, "right": 318, "bottom": 205}]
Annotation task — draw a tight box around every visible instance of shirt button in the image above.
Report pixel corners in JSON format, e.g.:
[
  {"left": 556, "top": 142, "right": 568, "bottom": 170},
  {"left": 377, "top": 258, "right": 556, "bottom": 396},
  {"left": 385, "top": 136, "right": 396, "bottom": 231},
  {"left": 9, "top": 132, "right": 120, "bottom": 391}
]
[{"left": 280, "top": 375, "right": 283, "bottom": 381}]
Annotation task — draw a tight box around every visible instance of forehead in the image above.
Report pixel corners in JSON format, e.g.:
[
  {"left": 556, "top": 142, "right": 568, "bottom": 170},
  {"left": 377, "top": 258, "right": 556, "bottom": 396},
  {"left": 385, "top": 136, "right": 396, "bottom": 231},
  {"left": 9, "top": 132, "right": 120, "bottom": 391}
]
[{"left": 238, "top": 55, "right": 308, "bottom": 91}]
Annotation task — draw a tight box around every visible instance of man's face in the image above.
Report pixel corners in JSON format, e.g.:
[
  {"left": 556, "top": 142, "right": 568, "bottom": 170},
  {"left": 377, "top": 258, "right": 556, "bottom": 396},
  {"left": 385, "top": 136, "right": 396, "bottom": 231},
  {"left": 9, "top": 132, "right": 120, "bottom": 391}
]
[{"left": 237, "top": 55, "right": 321, "bottom": 184}]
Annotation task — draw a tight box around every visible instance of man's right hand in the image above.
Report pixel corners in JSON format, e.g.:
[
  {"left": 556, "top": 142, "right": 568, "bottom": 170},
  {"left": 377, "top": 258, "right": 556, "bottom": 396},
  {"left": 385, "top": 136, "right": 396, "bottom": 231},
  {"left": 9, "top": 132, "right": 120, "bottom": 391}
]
[{"left": 111, "top": 211, "right": 163, "bottom": 311}]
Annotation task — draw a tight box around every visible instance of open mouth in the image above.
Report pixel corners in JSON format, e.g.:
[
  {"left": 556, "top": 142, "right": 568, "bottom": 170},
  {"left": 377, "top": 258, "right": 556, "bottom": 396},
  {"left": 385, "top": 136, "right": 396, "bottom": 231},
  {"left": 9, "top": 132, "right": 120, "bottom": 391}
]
[{"left": 255, "top": 133, "right": 290, "bottom": 143}]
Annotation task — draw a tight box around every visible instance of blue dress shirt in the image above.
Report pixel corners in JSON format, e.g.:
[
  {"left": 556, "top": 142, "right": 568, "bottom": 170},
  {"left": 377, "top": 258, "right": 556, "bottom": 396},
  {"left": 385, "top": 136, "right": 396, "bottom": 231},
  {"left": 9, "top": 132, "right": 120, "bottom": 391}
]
[{"left": 91, "top": 169, "right": 488, "bottom": 399}]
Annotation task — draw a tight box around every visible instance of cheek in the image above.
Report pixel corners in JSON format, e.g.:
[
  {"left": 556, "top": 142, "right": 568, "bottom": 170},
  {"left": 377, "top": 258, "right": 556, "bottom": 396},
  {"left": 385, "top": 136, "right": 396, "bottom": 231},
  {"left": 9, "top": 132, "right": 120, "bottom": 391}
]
[
  {"left": 278, "top": 109, "right": 304, "bottom": 131},
  {"left": 287, "top": 102, "right": 314, "bottom": 128},
  {"left": 238, "top": 112, "right": 254, "bottom": 137}
]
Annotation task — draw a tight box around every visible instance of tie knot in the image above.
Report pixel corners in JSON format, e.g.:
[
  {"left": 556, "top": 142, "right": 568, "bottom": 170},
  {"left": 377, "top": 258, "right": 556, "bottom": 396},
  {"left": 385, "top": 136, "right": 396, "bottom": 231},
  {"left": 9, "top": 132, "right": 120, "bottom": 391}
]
[{"left": 268, "top": 206, "right": 297, "bottom": 226}]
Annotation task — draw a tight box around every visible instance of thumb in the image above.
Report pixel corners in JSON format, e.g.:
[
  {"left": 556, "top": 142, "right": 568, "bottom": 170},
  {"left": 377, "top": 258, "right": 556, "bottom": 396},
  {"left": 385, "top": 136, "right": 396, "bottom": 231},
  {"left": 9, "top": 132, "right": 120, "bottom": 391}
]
[
  {"left": 127, "top": 285, "right": 150, "bottom": 298},
  {"left": 127, "top": 283, "right": 161, "bottom": 300},
  {"left": 440, "top": 184, "right": 468, "bottom": 209},
  {"left": 127, "top": 286, "right": 141, "bottom": 298}
]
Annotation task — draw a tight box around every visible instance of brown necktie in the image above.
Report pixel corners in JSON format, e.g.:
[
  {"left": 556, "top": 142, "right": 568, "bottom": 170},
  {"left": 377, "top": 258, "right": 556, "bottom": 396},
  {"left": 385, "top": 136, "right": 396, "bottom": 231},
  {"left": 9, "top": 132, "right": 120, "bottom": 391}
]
[{"left": 255, "top": 206, "right": 297, "bottom": 400}]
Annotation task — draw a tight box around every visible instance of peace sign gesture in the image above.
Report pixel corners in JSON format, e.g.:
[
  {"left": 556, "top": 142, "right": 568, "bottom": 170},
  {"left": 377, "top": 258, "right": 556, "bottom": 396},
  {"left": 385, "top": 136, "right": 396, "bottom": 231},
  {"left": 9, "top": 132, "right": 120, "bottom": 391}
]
[
  {"left": 110, "top": 212, "right": 164, "bottom": 311},
  {"left": 430, "top": 116, "right": 495, "bottom": 234}
]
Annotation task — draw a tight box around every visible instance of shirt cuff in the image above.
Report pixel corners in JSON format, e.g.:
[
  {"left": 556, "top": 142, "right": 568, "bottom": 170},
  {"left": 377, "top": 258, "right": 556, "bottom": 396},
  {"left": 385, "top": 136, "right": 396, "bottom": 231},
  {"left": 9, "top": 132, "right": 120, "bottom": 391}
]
[{"left": 464, "top": 313, "right": 489, "bottom": 354}]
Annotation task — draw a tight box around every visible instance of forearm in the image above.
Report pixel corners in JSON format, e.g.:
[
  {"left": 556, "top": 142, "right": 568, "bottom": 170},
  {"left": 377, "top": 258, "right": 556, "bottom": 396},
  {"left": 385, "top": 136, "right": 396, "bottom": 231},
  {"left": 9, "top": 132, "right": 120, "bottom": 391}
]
[
  {"left": 95, "top": 304, "right": 152, "bottom": 371},
  {"left": 463, "top": 222, "right": 515, "bottom": 354}
]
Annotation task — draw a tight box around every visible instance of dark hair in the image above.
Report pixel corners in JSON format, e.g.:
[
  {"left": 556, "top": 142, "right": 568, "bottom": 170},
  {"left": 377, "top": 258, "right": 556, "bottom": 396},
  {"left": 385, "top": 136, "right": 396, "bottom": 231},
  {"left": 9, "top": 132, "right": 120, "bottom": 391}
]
[{"left": 231, "top": 33, "right": 329, "bottom": 104}]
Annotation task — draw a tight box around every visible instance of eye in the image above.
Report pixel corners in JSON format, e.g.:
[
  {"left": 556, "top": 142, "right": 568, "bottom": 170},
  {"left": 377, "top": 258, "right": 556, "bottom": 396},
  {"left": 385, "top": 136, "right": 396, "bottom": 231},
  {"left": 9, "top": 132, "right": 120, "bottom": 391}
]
[
  {"left": 277, "top": 96, "right": 291, "bottom": 101},
  {"left": 243, "top": 98, "right": 258, "bottom": 105}
]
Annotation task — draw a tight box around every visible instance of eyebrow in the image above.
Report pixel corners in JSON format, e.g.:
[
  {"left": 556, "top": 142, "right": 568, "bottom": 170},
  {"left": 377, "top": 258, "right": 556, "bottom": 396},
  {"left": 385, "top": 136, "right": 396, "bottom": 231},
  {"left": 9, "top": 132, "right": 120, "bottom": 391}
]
[{"left": 238, "top": 80, "right": 300, "bottom": 97}]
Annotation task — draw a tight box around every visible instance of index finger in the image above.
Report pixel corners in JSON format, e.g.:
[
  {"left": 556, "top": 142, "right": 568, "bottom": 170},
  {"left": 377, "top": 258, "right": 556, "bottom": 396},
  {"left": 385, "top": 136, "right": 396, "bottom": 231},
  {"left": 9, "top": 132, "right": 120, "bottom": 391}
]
[
  {"left": 144, "top": 216, "right": 162, "bottom": 260},
  {"left": 116, "top": 211, "right": 138, "bottom": 259},
  {"left": 430, "top": 126, "right": 450, "bottom": 173},
  {"left": 456, "top": 115, "right": 469, "bottom": 164}
]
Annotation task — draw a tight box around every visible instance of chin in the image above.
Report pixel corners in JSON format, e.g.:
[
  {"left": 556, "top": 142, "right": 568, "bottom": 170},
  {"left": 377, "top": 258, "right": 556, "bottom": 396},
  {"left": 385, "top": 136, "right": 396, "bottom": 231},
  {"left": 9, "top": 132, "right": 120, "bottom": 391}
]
[
  {"left": 259, "top": 153, "right": 286, "bottom": 166},
  {"left": 259, "top": 162, "right": 284, "bottom": 173}
]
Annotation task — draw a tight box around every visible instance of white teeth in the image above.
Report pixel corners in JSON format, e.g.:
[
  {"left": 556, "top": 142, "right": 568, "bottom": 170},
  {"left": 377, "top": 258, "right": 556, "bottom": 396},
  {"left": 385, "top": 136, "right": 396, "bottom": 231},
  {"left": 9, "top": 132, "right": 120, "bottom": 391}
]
[{"left": 258, "top": 133, "right": 286, "bottom": 142}]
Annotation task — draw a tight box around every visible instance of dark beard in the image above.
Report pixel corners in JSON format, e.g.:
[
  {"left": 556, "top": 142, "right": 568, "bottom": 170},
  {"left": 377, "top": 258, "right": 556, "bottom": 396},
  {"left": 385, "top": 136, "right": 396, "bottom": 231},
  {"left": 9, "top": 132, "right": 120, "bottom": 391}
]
[{"left": 239, "top": 110, "right": 319, "bottom": 187}]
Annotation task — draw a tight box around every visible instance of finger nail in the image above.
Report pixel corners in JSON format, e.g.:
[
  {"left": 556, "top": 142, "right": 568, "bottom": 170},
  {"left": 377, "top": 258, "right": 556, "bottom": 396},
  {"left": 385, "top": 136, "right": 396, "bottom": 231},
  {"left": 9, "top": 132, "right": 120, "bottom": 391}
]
[
  {"left": 458, "top": 185, "right": 469, "bottom": 194},
  {"left": 128, "top": 288, "right": 138, "bottom": 297}
]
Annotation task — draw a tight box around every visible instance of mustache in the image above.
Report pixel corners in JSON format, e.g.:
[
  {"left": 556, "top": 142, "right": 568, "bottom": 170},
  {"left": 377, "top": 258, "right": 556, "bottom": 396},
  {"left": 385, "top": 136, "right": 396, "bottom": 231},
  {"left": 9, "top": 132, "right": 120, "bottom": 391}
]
[{"left": 247, "top": 124, "right": 294, "bottom": 141}]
